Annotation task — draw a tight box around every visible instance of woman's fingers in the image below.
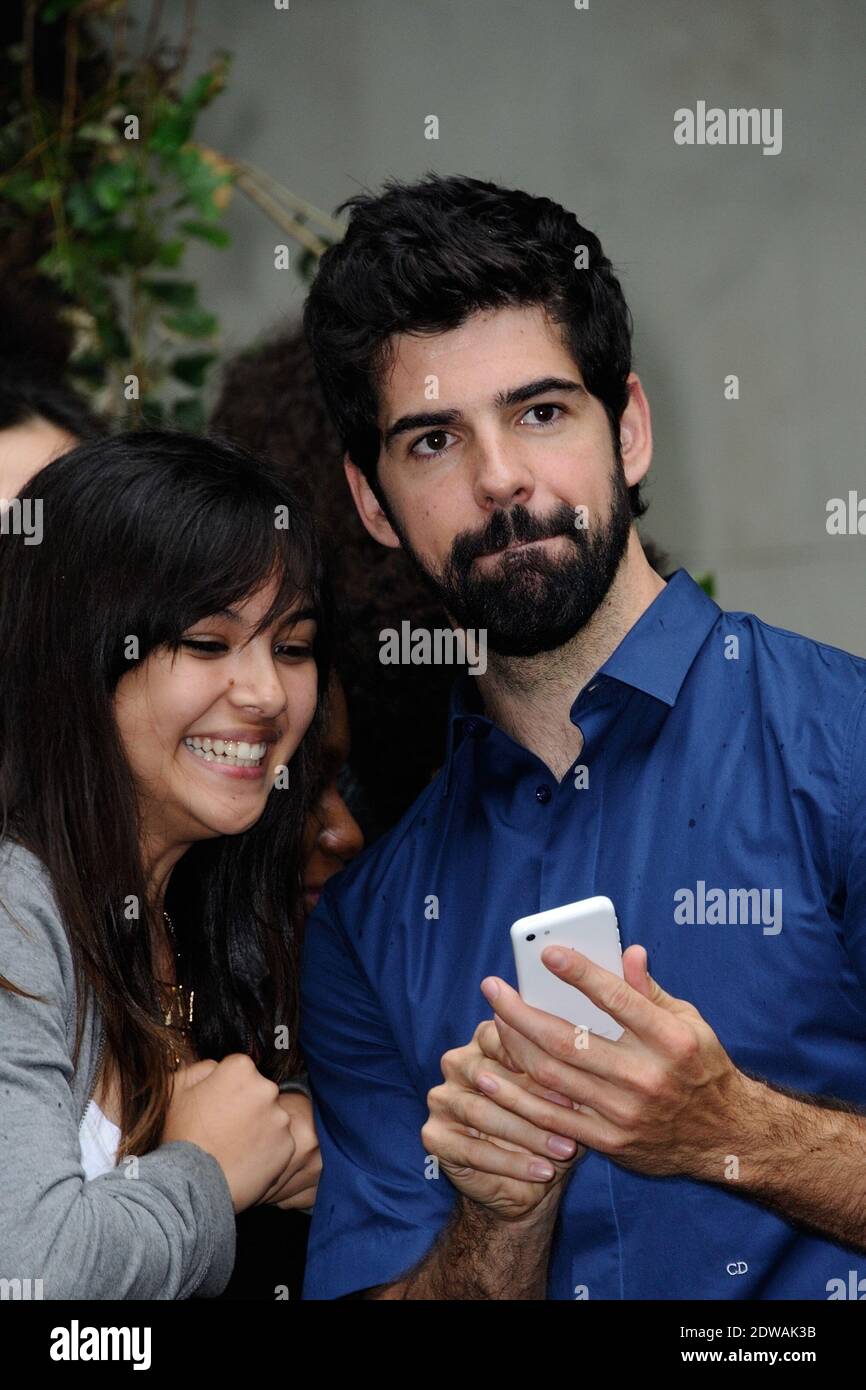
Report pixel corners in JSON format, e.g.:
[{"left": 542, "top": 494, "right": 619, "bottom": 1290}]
[
  {"left": 275, "top": 1157, "right": 321, "bottom": 1201},
  {"left": 275, "top": 1185, "right": 318, "bottom": 1211},
  {"left": 170, "top": 1058, "right": 218, "bottom": 1091}
]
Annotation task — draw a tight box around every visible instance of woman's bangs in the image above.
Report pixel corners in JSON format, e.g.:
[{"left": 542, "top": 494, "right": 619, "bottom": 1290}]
[
  {"left": 173, "top": 501, "right": 320, "bottom": 648},
  {"left": 248, "top": 531, "right": 321, "bottom": 639}
]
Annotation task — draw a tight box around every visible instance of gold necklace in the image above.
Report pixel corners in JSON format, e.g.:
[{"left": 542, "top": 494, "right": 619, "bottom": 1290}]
[{"left": 159, "top": 911, "right": 195, "bottom": 1069}]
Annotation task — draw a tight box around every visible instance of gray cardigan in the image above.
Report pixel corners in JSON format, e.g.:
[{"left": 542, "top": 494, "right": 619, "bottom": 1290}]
[{"left": 0, "top": 839, "right": 241, "bottom": 1299}]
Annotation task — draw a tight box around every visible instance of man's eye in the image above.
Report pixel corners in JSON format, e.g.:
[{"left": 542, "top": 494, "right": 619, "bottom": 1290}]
[
  {"left": 180, "top": 639, "right": 227, "bottom": 654},
  {"left": 521, "top": 403, "right": 563, "bottom": 427},
  {"left": 410, "top": 430, "right": 457, "bottom": 458}
]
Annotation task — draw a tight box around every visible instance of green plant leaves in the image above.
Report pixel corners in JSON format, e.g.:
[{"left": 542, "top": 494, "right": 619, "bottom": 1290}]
[
  {"left": 148, "top": 62, "right": 230, "bottom": 158},
  {"left": 168, "top": 146, "right": 233, "bottom": 217},
  {"left": 0, "top": 169, "right": 57, "bottom": 212},
  {"left": 171, "top": 397, "right": 206, "bottom": 431},
  {"left": 76, "top": 122, "right": 118, "bottom": 146},
  {"left": 170, "top": 353, "right": 218, "bottom": 388},
  {"left": 5, "top": 33, "right": 241, "bottom": 428},
  {"left": 154, "top": 238, "right": 185, "bottom": 267},
  {"left": 149, "top": 104, "right": 197, "bottom": 158},
  {"left": 179, "top": 218, "right": 230, "bottom": 247},
  {"left": 141, "top": 279, "right": 197, "bottom": 308},
  {"left": 39, "top": 0, "right": 89, "bottom": 22},
  {"left": 161, "top": 308, "right": 219, "bottom": 339},
  {"left": 90, "top": 159, "right": 139, "bottom": 212}
]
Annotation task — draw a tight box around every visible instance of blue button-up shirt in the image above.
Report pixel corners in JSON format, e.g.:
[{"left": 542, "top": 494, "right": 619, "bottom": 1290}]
[{"left": 300, "top": 569, "right": 866, "bottom": 1300}]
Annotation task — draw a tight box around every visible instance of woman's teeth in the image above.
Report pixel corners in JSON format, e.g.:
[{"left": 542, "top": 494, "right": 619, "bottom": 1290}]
[{"left": 184, "top": 736, "right": 267, "bottom": 767}]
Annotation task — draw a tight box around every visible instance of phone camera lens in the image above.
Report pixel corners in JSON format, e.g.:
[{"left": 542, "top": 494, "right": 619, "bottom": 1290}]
[{"left": 526, "top": 933, "right": 536, "bottom": 942}]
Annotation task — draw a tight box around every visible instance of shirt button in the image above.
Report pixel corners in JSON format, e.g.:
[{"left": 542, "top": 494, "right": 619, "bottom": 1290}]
[{"left": 535, "top": 784, "right": 552, "bottom": 804}]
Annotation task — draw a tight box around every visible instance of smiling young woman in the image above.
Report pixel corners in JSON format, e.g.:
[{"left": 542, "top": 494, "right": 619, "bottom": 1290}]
[{"left": 0, "top": 429, "right": 333, "bottom": 1299}]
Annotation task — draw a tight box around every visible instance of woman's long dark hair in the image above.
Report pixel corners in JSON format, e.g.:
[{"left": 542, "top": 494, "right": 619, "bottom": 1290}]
[{"left": 0, "top": 429, "right": 332, "bottom": 1158}]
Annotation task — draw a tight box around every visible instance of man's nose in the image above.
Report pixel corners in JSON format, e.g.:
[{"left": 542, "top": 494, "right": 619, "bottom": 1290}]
[{"left": 470, "top": 433, "right": 535, "bottom": 512}]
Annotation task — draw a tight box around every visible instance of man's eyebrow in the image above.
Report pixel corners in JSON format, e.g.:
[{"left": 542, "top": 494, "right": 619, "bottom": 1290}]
[
  {"left": 495, "top": 376, "right": 585, "bottom": 409},
  {"left": 384, "top": 408, "right": 463, "bottom": 451},
  {"left": 383, "top": 378, "right": 584, "bottom": 451}
]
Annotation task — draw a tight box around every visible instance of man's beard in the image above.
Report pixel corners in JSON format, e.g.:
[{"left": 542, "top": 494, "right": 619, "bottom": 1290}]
[{"left": 387, "top": 460, "right": 634, "bottom": 658}]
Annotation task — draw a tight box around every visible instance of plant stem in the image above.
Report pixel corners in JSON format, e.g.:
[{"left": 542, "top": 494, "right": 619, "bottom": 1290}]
[
  {"left": 60, "top": 13, "right": 80, "bottom": 152},
  {"left": 232, "top": 172, "right": 331, "bottom": 256},
  {"left": 224, "top": 155, "right": 345, "bottom": 239}
]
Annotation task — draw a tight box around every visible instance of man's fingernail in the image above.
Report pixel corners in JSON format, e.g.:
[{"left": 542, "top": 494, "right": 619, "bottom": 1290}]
[
  {"left": 529, "top": 1160, "right": 555, "bottom": 1180},
  {"left": 544, "top": 948, "right": 567, "bottom": 969},
  {"left": 548, "top": 1135, "right": 576, "bottom": 1158},
  {"left": 481, "top": 977, "right": 500, "bottom": 1000},
  {"left": 542, "top": 1089, "right": 572, "bottom": 1108},
  {"left": 477, "top": 1072, "right": 499, "bottom": 1095}
]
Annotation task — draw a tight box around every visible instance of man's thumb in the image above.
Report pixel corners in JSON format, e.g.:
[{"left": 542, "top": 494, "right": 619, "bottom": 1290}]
[{"left": 623, "top": 945, "right": 676, "bottom": 1009}]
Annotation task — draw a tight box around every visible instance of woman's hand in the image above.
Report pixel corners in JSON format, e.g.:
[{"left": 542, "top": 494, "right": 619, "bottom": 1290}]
[
  {"left": 259, "top": 1091, "right": 322, "bottom": 1210},
  {"left": 163, "top": 1055, "right": 296, "bottom": 1214}
]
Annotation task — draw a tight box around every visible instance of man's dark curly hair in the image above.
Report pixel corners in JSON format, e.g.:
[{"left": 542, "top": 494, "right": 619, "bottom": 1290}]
[{"left": 303, "top": 171, "right": 648, "bottom": 520}]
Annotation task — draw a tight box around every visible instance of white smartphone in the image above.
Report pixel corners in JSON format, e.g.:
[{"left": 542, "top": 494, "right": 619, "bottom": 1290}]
[{"left": 510, "top": 896, "right": 624, "bottom": 1041}]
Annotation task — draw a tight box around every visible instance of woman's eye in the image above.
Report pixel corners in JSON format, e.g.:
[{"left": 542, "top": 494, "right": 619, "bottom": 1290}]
[
  {"left": 275, "top": 643, "right": 314, "bottom": 660},
  {"left": 521, "top": 403, "right": 563, "bottom": 427},
  {"left": 410, "top": 429, "right": 457, "bottom": 459},
  {"left": 180, "top": 639, "right": 227, "bottom": 654}
]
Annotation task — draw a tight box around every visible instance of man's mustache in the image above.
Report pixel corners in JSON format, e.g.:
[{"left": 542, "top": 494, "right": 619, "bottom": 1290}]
[{"left": 449, "top": 502, "right": 579, "bottom": 573}]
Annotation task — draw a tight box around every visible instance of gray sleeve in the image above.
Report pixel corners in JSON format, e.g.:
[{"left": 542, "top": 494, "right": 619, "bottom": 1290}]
[{"left": 0, "top": 861, "right": 237, "bottom": 1300}]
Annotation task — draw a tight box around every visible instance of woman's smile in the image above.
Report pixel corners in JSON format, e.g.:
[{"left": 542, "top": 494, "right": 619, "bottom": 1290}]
[{"left": 181, "top": 726, "right": 280, "bottom": 781}]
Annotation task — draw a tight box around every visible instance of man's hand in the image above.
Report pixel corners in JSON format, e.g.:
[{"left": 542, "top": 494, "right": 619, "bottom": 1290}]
[
  {"left": 259, "top": 1091, "right": 322, "bottom": 1210},
  {"left": 367, "top": 1025, "right": 588, "bottom": 1297},
  {"left": 478, "top": 944, "right": 754, "bottom": 1182},
  {"left": 422, "top": 1021, "right": 585, "bottom": 1223}
]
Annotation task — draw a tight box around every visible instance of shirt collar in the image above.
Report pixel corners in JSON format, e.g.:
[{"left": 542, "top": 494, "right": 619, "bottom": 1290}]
[
  {"left": 593, "top": 567, "right": 720, "bottom": 708},
  {"left": 442, "top": 569, "right": 720, "bottom": 792}
]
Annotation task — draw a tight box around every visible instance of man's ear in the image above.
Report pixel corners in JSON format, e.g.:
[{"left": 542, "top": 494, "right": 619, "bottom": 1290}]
[
  {"left": 618, "top": 373, "right": 653, "bottom": 490},
  {"left": 343, "top": 454, "right": 402, "bottom": 549}
]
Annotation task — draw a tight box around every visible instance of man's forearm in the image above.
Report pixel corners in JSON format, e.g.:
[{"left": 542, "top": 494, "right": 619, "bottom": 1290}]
[
  {"left": 366, "top": 1191, "right": 561, "bottom": 1300},
  {"left": 702, "top": 1072, "right": 866, "bottom": 1250}
]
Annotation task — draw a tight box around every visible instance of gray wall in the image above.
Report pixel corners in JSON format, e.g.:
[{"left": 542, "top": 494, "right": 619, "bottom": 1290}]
[{"left": 155, "top": 0, "right": 865, "bottom": 653}]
